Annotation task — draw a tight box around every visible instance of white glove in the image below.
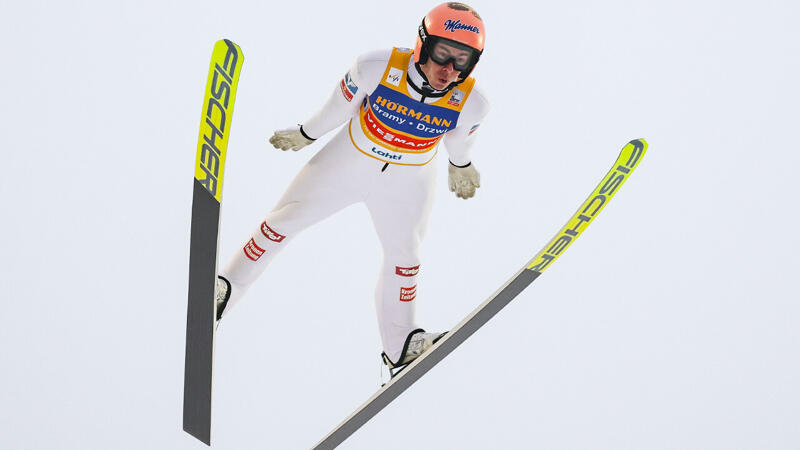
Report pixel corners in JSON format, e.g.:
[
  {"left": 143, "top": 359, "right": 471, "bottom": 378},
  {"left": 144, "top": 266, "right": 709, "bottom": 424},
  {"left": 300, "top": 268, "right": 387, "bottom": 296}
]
[
  {"left": 448, "top": 162, "right": 481, "bottom": 199},
  {"left": 268, "top": 125, "right": 315, "bottom": 151}
]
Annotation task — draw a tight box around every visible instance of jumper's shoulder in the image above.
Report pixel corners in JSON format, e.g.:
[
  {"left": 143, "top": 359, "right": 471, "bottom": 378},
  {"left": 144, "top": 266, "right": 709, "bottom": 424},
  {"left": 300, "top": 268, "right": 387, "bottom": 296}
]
[
  {"left": 458, "top": 82, "right": 490, "bottom": 125},
  {"left": 465, "top": 83, "right": 490, "bottom": 116},
  {"left": 349, "top": 49, "right": 392, "bottom": 93},
  {"left": 354, "top": 49, "right": 392, "bottom": 74}
]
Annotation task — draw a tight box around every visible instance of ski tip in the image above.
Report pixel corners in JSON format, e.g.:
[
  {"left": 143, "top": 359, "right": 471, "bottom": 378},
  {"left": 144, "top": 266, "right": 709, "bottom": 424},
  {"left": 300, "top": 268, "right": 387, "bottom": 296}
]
[
  {"left": 220, "top": 38, "right": 244, "bottom": 57},
  {"left": 629, "top": 138, "right": 648, "bottom": 149},
  {"left": 619, "top": 139, "right": 647, "bottom": 169}
]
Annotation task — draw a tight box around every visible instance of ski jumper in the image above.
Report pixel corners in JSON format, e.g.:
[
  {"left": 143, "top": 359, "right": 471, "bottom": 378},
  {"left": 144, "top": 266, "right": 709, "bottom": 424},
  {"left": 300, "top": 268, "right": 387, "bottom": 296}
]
[{"left": 220, "top": 47, "right": 489, "bottom": 363}]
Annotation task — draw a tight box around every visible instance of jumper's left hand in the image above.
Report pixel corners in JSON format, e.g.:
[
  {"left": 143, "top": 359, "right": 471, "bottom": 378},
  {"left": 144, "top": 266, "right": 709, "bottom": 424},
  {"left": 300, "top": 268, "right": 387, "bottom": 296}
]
[
  {"left": 269, "top": 126, "right": 315, "bottom": 152},
  {"left": 448, "top": 162, "right": 481, "bottom": 199}
]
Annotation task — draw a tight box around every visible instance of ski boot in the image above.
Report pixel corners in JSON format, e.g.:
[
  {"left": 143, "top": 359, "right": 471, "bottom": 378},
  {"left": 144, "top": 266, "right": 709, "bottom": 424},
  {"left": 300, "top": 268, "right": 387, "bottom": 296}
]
[
  {"left": 215, "top": 275, "right": 231, "bottom": 328},
  {"left": 381, "top": 329, "right": 447, "bottom": 380}
]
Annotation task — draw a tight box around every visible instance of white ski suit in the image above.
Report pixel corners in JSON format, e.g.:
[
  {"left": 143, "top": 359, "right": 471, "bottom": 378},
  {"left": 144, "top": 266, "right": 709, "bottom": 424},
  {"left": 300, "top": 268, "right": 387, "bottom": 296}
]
[{"left": 220, "top": 47, "right": 489, "bottom": 364}]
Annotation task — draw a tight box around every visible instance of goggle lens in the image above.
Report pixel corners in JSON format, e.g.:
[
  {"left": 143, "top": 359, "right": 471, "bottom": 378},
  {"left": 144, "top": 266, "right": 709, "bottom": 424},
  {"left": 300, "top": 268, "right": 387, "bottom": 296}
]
[{"left": 427, "top": 39, "right": 478, "bottom": 72}]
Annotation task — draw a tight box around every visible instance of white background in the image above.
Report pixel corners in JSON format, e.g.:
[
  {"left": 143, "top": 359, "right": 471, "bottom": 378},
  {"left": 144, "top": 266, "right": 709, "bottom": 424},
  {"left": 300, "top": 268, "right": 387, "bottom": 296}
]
[{"left": 2, "top": 0, "right": 799, "bottom": 449}]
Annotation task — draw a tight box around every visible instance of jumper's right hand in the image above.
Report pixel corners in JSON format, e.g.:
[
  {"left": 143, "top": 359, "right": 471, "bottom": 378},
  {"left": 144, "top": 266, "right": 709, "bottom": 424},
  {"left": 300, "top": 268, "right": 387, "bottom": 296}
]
[
  {"left": 269, "top": 125, "right": 315, "bottom": 151},
  {"left": 448, "top": 162, "right": 481, "bottom": 199}
]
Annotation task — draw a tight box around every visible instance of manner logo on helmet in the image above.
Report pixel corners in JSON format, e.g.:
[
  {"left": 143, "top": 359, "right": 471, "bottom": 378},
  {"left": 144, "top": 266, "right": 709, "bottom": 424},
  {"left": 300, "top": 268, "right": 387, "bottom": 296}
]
[
  {"left": 400, "top": 285, "right": 417, "bottom": 302},
  {"left": 443, "top": 19, "right": 480, "bottom": 34},
  {"left": 260, "top": 221, "right": 285, "bottom": 243},
  {"left": 340, "top": 71, "right": 358, "bottom": 102},
  {"left": 243, "top": 238, "right": 265, "bottom": 261},
  {"left": 386, "top": 67, "right": 403, "bottom": 87},
  {"left": 396, "top": 265, "right": 420, "bottom": 277}
]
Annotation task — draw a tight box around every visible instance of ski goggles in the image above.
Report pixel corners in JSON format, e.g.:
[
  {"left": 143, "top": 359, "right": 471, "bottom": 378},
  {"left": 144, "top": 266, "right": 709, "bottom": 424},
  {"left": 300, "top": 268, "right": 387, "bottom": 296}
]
[{"left": 426, "top": 38, "right": 480, "bottom": 72}]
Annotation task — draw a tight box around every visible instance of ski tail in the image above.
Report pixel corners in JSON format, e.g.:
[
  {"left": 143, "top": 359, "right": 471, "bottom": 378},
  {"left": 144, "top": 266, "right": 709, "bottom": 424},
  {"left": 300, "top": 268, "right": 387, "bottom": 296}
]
[{"left": 183, "top": 39, "right": 244, "bottom": 446}]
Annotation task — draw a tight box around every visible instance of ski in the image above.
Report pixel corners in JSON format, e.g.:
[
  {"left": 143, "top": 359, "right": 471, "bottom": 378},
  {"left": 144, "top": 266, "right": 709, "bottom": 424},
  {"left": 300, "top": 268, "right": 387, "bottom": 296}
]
[
  {"left": 183, "top": 39, "right": 244, "bottom": 446},
  {"left": 312, "top": 138, "right": 648, "bottom": 449}
]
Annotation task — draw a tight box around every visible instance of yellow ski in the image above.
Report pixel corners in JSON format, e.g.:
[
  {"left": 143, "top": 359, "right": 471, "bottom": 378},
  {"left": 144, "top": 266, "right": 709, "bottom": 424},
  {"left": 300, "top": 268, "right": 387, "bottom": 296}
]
[
  {"left": 184, "top": 39, "right": 244, "bottom": 446},
  {"left": 313, "top": 139, "right": 648, "bottom": 450}
]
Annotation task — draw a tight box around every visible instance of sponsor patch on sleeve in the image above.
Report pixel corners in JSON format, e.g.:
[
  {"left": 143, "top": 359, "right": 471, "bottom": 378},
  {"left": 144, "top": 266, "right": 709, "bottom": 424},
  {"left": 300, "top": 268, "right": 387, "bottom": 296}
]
[
  {"left": 340, "top": 71, "right": 358, "bottom": 102},
  {"left": 468, "top": 123, "right": 480, "bottom": 135}
]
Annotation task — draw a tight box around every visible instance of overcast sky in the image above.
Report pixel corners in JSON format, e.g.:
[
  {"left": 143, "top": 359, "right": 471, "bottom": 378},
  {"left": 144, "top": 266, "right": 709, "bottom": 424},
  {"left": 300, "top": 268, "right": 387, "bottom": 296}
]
[{"left": 2, "top": 0, "right": 799, "bottom": 449}]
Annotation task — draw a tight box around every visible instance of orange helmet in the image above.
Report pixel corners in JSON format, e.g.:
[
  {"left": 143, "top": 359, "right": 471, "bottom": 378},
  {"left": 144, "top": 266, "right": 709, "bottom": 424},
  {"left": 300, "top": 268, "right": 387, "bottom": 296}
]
[{"left": 414, "top": 3, "right": 485, "bottom": 80}]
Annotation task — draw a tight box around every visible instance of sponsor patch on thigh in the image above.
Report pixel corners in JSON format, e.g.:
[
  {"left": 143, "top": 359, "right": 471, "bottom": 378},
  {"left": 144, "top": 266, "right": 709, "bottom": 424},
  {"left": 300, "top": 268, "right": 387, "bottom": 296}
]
[
  {"left": 243, "top": 238, "right": 265, "bottom": 261},
  {"left": 400, "top": 285, "right": 417, "bottom": 302},
  {"left": 395, "top": 265, "right": 420, "bottom": 277},
  {"left": 260, "top": 221, "right": 285, "bottom": 242}
]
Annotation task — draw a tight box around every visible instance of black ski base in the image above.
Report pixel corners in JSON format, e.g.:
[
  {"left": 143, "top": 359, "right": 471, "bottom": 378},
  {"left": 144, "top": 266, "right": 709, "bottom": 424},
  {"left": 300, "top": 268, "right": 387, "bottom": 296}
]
[{"left": 183, "top": 179, "right": 221, "bottom": 446}]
